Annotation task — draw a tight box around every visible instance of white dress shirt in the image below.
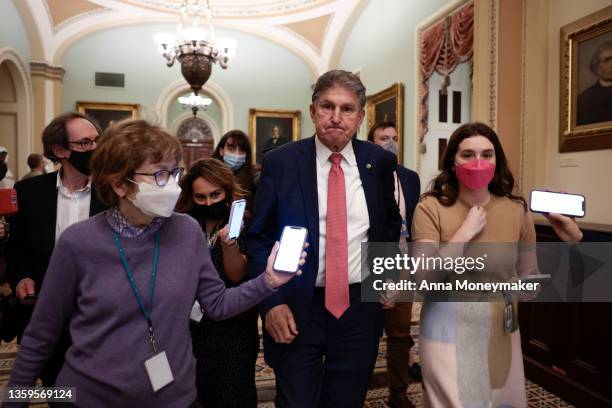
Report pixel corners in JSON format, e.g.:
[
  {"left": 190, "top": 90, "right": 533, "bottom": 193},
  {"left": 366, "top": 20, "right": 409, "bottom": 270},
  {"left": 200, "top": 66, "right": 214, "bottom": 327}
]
[
  {"left": 315, "top": 136, "right": 370, "bottom": 286},
  {"left": 56, "top": 171, "right": 92, "bottom": 240}
]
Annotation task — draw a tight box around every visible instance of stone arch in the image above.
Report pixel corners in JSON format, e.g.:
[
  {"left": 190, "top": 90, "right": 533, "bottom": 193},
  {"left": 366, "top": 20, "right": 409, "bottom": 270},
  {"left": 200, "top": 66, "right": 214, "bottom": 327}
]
[
  {"left": 155, "top": 79, "right": 233, "bottom": 134},
  {"left": 0, "top": 48, "right": 34, "bottom": 179}
]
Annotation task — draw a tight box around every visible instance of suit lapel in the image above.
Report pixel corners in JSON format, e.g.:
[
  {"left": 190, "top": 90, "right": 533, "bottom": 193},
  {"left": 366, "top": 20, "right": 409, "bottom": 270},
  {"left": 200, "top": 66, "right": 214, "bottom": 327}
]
[
  {"left": 89, "top": 187, "right": 106, "bottom": 216},
  {"left": 353, "top": 139, "right": 376, "bottom": 226},
  {"left": 298, "top": 137, "right": 319, "bottom": 258}
]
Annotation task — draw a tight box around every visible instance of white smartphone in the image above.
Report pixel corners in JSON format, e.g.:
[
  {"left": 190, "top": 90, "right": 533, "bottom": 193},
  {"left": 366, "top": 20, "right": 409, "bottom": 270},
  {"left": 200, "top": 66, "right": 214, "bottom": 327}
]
[
  {"left": 273, "top": 226, "right": 308, "bottom": 273},
  {"left": 228, "top": 199, "right": 247, "bottom": 239},
  {"left": 530, "top": 190, "right": 585, "bottom": 218}
]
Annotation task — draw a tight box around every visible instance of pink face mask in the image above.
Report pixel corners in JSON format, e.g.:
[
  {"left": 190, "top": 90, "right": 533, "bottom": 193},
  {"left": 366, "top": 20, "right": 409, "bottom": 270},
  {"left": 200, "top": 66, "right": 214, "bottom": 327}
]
[{"left": 455, "top": 159, "right": 495, "bottom": 190}]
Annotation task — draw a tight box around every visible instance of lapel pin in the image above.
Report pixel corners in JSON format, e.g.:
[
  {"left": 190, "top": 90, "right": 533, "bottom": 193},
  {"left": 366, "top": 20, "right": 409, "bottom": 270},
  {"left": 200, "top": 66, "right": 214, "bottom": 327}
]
[{"left": 366, "top": 163, "right": 372, "bottom": 169}]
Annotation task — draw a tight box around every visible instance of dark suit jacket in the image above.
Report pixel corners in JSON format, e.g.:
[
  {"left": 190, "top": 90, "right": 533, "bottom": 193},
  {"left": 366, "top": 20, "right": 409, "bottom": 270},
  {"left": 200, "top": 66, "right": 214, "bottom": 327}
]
[
  {"left": 6, "top": 171, "right": 107, "bottom": 292},
  {"left": 396, "top": 165, "right": 420, "bottom": 238},
  {"left": 246, "top": 136, "right": 401, "bottom": 366}
]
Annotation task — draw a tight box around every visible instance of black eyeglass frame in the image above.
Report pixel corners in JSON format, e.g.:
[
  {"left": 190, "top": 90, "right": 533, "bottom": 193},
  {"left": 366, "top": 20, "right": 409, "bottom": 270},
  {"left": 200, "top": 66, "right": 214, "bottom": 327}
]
[
  {"left": 65, "top": 137, "right": 100, "bottom": 150},
  {"left": 132, "top": 167, "right": 184, "bottom": 187}
]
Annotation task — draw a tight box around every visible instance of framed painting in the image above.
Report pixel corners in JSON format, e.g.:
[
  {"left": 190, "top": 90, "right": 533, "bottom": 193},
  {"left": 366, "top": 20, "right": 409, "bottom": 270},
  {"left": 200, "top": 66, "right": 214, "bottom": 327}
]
[
  {"left": 366, "top": 83, "right": 404, "bottom": 162},
  {"left": 76, "top": 101, "right": 139, "bottom": 132},
  {"left": 560, "top": 5, "right": 612, "bottom": 152},
  {"left": 249, "top": 109, "right": 301, "bottom": 164}
]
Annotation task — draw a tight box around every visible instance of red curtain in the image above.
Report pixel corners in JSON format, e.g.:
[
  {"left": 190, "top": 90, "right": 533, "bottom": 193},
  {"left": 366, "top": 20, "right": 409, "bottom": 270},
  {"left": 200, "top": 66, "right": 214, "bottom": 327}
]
[{"left": 419, "top": 1, "right": 474, "bottom": 142}]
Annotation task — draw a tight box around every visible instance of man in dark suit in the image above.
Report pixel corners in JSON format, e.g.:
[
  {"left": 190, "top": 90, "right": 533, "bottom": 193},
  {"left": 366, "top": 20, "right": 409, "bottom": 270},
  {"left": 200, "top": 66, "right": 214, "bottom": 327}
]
[
  {"left": 246, "top": 70, "right": 401, "bottom": 407},
  {"left": 368, "top": 121, "right": 420, "bottom": 408},
  {"left": 6, "top": 112, "right": 107, "bottom": 388}
]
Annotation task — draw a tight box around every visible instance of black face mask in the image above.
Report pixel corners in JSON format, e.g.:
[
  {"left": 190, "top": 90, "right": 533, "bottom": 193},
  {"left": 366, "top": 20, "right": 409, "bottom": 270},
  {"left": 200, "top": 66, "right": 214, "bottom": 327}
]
[
  {"left": 190, "top": 199, "right": 229, "bottom": 221},
  {"left": 67, "top": 150, "right": 93, "bottom": 176}
]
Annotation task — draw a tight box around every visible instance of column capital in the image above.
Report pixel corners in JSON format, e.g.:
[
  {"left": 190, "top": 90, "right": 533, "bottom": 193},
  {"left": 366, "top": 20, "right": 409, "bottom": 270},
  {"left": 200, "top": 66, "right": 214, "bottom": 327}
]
[{"left": 30, "top": 61, "right": 66, "bottom": 81}]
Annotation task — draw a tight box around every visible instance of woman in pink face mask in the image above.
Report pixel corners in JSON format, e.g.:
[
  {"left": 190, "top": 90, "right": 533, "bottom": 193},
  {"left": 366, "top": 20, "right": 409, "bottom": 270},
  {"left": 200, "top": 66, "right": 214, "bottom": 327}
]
[{"left": 411, "top": 122, "right": 534, "bottom": 408}]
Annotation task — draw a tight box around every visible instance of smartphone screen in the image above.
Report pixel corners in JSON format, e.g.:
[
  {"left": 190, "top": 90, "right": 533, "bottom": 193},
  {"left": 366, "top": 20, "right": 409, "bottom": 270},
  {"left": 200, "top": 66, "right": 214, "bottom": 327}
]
[
  {"left": 273, "top": 226, "right": 307, "bottom": 273},
  {"left": 228, "top": 200, "right": 246, "bottom": 239},
  {"left": 530, "top": 190, "right": 585, "bottom": 218}
]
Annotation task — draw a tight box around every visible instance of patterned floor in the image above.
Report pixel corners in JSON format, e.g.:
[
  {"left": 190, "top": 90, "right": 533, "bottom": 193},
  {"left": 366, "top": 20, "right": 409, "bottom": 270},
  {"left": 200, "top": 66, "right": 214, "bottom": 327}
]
[{"left": 0, "top": 302, "right": 574, "bottom": 407}]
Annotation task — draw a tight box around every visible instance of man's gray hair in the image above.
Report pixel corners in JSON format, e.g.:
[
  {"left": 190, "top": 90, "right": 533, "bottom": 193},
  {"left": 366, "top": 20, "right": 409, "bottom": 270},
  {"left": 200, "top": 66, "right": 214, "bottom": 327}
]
[
  {"left": 311, "top": 70, "right": 366, "bottom": 109},
  {"left": 589, "top": 41, "right": 612, "bottom": 76}
]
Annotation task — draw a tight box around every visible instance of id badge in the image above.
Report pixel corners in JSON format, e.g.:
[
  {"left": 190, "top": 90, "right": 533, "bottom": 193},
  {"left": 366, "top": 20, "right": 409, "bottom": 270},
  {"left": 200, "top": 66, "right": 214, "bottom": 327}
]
[
  {"left": 144, "top": 350, "right": 174, "bottom": 393},
  {"left": 190, "top": 300, "right": 204, "bottom": 322},
  {"left": 503, "top": 302, "right": 519, "bottom": 333}
]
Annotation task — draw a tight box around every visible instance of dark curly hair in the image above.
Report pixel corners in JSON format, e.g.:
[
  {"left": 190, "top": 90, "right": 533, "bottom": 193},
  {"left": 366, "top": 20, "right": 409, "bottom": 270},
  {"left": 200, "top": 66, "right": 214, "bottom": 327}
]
[{"left": 424, "top": 122, "right": 527, "bottom": 209}]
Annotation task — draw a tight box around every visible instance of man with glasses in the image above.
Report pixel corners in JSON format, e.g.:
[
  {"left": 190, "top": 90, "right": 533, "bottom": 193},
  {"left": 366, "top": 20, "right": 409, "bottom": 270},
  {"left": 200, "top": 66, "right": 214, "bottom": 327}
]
[
  {"left": 247, "top": 70, "right": 401, "bottom": 407},
  {"left": 6, "top": 112, "right": 107, "bottom": 389}
]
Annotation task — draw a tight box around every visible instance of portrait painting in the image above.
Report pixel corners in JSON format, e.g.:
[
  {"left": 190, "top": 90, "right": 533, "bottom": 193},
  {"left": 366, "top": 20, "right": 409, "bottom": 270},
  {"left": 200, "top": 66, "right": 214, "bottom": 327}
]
[
  {"left": 249, "top": 109, "right": 301, "bottom": 164},
  {"left": 76, "top": 101, "right": 139, "bottom": 132},
  {"left": 366, "top": 83, "right": 404, "bottom": 162},
  {"left": 560, "top": 5, "right": 612, "bottom": 152}
]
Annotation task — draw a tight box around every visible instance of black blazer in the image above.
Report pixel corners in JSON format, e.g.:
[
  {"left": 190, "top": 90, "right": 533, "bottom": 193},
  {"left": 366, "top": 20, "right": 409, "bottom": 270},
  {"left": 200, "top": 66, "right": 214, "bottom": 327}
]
[
  {"left": 6, "top": 171, "right": 107, "bottom": 291},
  {"left": 245, "top": 136, "right": 401, "bottom": 366}
]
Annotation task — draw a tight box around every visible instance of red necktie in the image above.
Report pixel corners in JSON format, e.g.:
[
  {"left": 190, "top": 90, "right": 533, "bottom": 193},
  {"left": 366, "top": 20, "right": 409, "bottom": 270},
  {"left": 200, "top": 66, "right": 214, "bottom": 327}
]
[{"left": 325, "top": 152, "right": 349, "bottom": 319}]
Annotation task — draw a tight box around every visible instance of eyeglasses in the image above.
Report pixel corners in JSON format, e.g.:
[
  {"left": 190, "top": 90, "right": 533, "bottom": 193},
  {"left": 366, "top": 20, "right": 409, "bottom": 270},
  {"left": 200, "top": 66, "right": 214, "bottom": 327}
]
[
  {"left": 66, "top": 137, "right": 99, "bottom": 150},
  {"left": 132, "top": 167, "right": 184, "bottom": 187}
]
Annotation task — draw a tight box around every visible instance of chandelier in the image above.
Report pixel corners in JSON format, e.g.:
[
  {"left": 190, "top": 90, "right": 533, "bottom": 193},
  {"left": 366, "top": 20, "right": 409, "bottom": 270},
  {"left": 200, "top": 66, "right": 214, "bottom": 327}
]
[
  {"left": 179, "top": 93, "right": 212, "bottom": 117},
  {"left": 154, "top": 0, "right": 237, "bottom": 95}
]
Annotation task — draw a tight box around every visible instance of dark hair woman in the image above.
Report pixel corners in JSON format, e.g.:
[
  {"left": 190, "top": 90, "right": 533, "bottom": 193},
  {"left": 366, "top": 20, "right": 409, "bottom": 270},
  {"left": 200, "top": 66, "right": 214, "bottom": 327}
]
[
  {"left": 212, "top": 130, "right": 260, "bottom": 215},
  {"left": 177, "top": 158, "right": 259, "bottom": 408},
  {"left": 412, "top": 122, "right": 534, "bottom": 407}
]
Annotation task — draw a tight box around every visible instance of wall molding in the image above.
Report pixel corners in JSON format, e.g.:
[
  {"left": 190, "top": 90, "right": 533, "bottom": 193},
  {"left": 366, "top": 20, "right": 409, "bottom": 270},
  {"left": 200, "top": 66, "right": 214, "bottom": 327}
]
[{"left": 30, "top": 60, "right": 65, "bottom": 81}]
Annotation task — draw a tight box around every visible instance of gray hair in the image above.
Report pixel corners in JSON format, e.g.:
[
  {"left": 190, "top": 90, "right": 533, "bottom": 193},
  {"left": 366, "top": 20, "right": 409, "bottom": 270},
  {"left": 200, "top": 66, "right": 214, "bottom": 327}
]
[
  {"left": 589, "top": 41, "right": 612, "bottom": 76},
  {"left": 311, "top": 70, "right": 366, "bottom": 109}
]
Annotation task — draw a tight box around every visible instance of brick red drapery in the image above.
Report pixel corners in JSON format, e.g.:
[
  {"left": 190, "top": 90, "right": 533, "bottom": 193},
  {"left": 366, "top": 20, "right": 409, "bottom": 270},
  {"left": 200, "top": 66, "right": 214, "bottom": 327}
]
[{"left": 419, "top": 2, "right": 474, "bottom": 142}]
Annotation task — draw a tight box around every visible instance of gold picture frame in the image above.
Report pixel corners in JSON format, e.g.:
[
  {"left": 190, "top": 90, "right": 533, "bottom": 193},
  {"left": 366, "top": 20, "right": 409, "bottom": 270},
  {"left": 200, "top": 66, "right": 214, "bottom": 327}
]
[
  {"left": 76, "top": 101, "right": 140, "bottom": 132},
  {"left": 249, "top": 109, "right": 301, "bottom": 164},
  {"left": 366, "top": 83, "right": 405, "bottom": 162},
  {"left": 559, "top": 5, "right": 612, "bottom": 152}
]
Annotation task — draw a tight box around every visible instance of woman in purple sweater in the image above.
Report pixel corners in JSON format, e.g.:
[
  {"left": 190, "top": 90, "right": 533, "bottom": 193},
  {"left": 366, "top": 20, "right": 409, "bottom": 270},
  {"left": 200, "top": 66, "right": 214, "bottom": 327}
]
[{"left": 6, "top": 120, "right": 304, "bottom": 407}]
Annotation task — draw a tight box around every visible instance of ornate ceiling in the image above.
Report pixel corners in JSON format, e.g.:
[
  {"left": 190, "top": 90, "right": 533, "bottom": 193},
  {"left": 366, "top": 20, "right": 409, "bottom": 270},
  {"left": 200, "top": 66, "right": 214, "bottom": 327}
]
[
  {"left": 121, "top": 0, "right": 332, "bottom": 17},
  {"left": 13, "top": 0, "right": 367, "bottom": 76}
]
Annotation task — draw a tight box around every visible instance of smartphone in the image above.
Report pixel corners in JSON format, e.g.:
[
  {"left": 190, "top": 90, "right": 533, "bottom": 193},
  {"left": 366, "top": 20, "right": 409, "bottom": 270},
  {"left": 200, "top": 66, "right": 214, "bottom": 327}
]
[
  {"left": 273, "top": 226, "right": 308, "bottom": 273},
  {"left": 530, "top": 190, "right": 585, "bottom": 218},
  {"left": 227, "top": 199, "right": 247, "bottom": 240}
]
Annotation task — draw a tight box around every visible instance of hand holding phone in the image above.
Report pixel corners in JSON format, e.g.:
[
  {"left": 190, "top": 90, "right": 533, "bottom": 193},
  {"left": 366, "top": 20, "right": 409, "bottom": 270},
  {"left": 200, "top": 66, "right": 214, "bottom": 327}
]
[
  {"left": 530, "top": 190, "right": 585, "bottom": 218},
  {"left": 264, "top": 226, "right": 309, "bottom": 288},
  {"left": 228, "top": 199, "right": 246, "bottom": 240},
  {"left": 273, "top": 226, "right": 308, "bottom": 273}
]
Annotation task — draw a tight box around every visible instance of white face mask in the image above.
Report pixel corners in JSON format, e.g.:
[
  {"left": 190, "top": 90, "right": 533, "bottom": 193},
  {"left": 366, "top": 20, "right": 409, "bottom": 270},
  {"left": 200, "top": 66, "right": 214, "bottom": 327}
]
[
  {"left": 381, "top": 139, "right": 398, "bottom": 156},
  {"left": 127, "top": 176, "right": 182, "bottom": 218}
]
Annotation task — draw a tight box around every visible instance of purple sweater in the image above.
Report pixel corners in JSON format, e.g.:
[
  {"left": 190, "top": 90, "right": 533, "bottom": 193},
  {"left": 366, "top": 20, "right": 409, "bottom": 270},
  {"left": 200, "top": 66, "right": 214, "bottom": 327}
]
[{"left": 7, "top": 212, "right": 274, "bottom": 407}]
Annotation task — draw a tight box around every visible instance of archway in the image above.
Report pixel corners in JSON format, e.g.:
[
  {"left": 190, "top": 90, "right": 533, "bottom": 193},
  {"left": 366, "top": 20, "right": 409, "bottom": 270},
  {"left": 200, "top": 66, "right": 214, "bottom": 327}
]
[
  {"left": 156, "top": 79, "right": 233, "bottom": 135},
  {"left": 0, "top": 48, "right": 34, "bottom": 179},
  {"left": 176, "top": 117, "right": 215, "bottom": 170}
]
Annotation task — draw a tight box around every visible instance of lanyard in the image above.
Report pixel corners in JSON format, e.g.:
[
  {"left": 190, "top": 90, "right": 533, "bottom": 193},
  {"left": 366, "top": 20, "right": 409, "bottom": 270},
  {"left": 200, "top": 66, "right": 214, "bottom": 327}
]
[{"left": 114, "top": 231, "right": 161, "bottom": 353}]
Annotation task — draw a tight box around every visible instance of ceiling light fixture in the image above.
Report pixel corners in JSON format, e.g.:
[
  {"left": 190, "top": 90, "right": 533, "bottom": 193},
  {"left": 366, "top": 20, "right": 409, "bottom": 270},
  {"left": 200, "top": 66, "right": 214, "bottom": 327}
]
[{"left": 154, "top": 0, "right": 237, "bottom": 95}]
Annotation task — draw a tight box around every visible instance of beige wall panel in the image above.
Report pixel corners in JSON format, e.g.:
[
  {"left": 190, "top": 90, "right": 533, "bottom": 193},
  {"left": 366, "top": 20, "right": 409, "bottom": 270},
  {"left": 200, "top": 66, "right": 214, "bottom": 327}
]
[
  {"left": 0, "top": 113, "right": 18, "bottom": 177},
  {"left": 0, "top": 63, "right": 16, "bottom": 103}
]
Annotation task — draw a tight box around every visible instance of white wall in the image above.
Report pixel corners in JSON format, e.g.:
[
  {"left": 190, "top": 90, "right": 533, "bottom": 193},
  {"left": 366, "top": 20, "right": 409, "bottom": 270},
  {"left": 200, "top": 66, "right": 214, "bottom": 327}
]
[
  {"left": 0, "top": 0, "right": 31, "bottom": 66},
  {"left": 62, "top": 24, "right": 315, "bottom": 140},
  {"left": 543, "top": 0, "right": 611, "bottom": 225}
]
